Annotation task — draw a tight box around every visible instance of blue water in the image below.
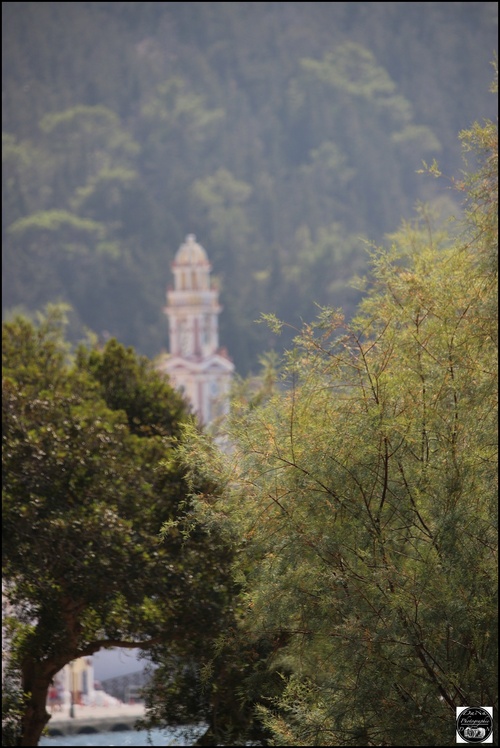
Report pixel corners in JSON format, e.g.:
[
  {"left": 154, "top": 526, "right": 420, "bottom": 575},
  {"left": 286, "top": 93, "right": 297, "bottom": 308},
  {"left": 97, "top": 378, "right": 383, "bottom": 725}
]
[{"left": 40, "top": 725, "right": 205, "bottom": 746}]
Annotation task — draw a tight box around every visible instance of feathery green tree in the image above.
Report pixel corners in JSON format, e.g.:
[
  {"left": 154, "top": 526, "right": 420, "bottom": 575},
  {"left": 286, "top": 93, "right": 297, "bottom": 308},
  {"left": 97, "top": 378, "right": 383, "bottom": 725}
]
[{"left": 187, "top": 107, "right": 497, "bottom": 745}]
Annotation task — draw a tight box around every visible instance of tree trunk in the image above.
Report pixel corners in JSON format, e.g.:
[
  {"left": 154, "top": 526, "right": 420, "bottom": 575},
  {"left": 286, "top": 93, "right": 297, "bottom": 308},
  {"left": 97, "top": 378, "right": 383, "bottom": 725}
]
[
  {"left": 18, "top": 673, "right": 51, "bottom": 747},
  {"left": 193, "top": 726, "right": 218, "bottom": 746}
]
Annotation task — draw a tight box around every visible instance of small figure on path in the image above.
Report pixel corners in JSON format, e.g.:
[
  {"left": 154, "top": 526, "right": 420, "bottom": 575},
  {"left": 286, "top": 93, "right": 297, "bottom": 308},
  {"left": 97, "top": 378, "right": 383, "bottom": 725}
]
[{"left": 48, "top": 683, "right": 61, "bottom": 713}]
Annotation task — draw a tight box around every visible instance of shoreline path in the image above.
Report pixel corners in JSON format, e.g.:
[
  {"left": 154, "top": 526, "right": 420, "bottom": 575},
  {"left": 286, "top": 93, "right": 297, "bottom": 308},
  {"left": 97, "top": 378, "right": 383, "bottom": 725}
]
[{"left": 49, "top": 702, "right": 146, "bottom": 723}]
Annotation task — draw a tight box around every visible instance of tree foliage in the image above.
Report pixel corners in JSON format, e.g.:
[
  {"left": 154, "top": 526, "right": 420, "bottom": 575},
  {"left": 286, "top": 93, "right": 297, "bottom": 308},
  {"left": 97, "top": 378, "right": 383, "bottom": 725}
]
[
  {"left": 2, "top": 308, "right": 234, "bottom": 746},
  {"left": 186, "top": 112, "right": 497, "bottom": 745}
]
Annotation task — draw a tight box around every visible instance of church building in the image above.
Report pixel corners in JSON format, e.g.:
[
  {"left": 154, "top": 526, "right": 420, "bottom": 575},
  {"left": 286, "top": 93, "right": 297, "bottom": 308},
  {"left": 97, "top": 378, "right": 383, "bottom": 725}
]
[{"left": 158, "top": 234, "right": 234, "bottom": 425}]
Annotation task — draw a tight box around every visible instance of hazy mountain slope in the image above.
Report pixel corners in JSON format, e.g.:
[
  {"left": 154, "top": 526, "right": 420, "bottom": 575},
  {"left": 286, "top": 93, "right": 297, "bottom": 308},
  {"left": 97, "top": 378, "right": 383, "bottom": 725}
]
[{"left": 2, "top": 2, "right": 498, "bottom": 374}]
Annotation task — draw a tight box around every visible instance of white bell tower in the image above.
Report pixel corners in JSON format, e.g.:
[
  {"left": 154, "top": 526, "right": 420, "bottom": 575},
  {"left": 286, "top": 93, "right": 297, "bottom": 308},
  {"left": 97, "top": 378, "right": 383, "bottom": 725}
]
[{"left": 159, "top": 235, "right": 234, "bottom": 425}]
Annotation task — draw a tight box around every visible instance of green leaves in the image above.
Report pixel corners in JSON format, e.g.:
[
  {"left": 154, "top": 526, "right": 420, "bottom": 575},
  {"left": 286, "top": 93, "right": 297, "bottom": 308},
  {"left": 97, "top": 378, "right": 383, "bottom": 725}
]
[
  {"left": 8, "top": 210, "right": 104, "bottom": 240},
  {"left": 301, "top": 43, "right": 400, "bottom": 100},
  {"left": 2, "top": 312, "right": 235, "bottom": 745},
  {"left": 79, "top": 336, "right": 189, "bottom": 438},
  {"left": 194, "top": 116, "right": 498, "bottom": 745}
]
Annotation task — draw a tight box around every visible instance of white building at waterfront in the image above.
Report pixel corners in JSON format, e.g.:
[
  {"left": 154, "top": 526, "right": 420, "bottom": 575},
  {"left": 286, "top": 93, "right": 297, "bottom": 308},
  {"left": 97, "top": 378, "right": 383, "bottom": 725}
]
[{"left": 157, "top": 234, "right": 234, "bottom": 425}]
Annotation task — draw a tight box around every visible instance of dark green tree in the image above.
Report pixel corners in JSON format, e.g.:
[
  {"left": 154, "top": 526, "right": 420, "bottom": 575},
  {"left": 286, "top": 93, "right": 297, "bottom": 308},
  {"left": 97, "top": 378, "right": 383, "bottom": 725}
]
[
  {"left": 141, "top": 622, "right": 289, "bottom": 747},
  {"left": 2, "top": 307, "right": 234, "bottom": 746}
]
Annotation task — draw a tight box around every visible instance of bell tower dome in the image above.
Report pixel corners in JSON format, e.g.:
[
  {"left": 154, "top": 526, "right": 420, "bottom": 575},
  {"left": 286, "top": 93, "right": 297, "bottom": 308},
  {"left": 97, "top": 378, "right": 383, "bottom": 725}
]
[
  {"left": 165, "top": 234, "right": 221, "bottom": 358},
  {"left": 159, "top": 235, "right": 234, "bottom": 425}
]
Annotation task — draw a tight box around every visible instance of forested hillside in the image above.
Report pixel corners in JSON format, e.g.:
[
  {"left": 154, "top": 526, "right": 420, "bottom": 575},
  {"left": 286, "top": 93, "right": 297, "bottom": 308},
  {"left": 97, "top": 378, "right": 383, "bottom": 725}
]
[{"left": 2, "top": 2, "right": 498, "bottom": 374}]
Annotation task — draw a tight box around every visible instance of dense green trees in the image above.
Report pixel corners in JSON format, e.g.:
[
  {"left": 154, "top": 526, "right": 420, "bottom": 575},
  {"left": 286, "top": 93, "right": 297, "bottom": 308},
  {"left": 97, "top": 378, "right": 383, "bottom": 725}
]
[
  {"left": 2, "top": 5, "right": 498, "bottom": 744},
  {"left": 2, "top": 2, "right": 497, "bottom": 374},
  {"left": 184, "top": 109, "right": 497, "bottom": 744},
  {"left": 2, "top": 307, "right": 234, "bottom": 746}
]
